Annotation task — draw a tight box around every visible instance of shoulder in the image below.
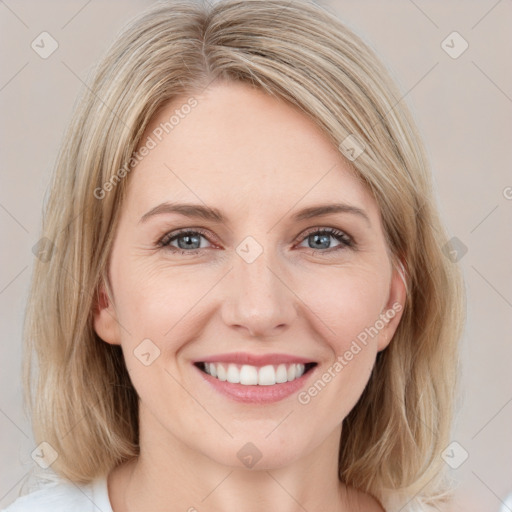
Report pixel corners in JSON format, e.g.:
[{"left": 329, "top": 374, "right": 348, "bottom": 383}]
[
  {"left": 1, "top": 475, "right": 111, "bottom": 512},
  {"left": 343, "top": 485, "right": 386, "bottom": 511},
  {"left": 1, "top": 478, "right": 89, "bottom": 512},
  {"left": 379, "top": 490, "right": 446, "bottom": 512},
  {"left": 349, "top": 488, "right": 438, "bottom": 512}
]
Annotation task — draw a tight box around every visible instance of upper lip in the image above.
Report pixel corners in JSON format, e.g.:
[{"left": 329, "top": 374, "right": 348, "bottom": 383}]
[{"left": 195, "top": 352, "right": 316, "bottom": 366}]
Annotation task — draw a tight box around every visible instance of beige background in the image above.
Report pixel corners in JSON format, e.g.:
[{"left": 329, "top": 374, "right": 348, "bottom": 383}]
[{"left": 1, "top": 0, "right": 511, "bottom": 510}]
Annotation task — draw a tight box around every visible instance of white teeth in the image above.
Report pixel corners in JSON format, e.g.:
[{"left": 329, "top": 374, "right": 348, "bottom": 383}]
[
  {"left": 227, "top": 364, "right": 240, "bottom": 383},
  {"left": 201, "top": 362, "right": 309, "bottom": 385},
  {"left": 216, "top": 363, "right": 227, "bottom": 381},
  {"left": 240, "top": 365, "right": 258, "bottom": 385},
  {"left": 258, "top": 365, "right": 275, "bottom": 386},
  {"left": 276, "top": 364, "right": 288, "bottom": 383}
]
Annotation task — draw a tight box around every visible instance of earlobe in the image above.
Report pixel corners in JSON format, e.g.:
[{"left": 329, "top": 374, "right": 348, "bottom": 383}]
[
  {"left": 377, "top": 259, "right": 407, "bottom": 352},
  {"left": 92, "top": 280, "right": 121, "bottom": 346}
]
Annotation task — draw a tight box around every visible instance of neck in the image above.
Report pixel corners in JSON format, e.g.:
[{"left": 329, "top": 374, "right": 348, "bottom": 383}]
[{"left": 108, "top": 404, "right": 364, "bottom": 512}]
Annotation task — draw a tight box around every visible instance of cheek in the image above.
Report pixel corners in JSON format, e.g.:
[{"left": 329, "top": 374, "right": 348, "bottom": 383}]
[
  {"left": 299, "top": 265, "right": 390, "bottom": 350},
  {"left": 111, "top": 256, "right": 210, "bottom": 336},
  {"left": 293, "top": 266, "right": 389, "bottom": 413}
]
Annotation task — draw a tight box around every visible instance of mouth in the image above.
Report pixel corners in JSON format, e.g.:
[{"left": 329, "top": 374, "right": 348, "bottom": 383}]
[
  {"left": 192, "top": 352, "right": 319, "bottom": 403},
  {"left": 194, "top": 361, "right": 318, "bottom": 386}
]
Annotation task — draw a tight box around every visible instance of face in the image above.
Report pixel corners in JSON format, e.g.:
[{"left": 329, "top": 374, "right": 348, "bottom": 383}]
[{"left": 94, "top": 81, "right": 405, "bottom": 470}]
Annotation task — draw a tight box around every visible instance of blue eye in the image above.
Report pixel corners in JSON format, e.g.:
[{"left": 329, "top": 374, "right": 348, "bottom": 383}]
[
  {"left": 159, "top": 229, "right": 211, "bottom": 253},
  {"left": 158, "top": 227, "right": 354, "bottom": 255},
  {"left": 297, "top": 228, "right": 353, "bottom": 252}
]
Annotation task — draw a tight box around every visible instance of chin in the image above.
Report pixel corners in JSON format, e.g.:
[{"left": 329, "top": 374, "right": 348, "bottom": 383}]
[{"left": 197, "top": 429, "right": 316, "bottom": 471}]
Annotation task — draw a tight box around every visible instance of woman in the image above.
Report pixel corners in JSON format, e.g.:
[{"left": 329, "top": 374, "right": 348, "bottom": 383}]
[{"left": 4, "top": 0, "right": 465, "bottom": 510}]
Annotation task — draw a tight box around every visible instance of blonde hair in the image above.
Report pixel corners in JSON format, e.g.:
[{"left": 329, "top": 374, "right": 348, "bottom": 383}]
[{"left": 23, "top": 0, "right": 465, "bottom": 507}]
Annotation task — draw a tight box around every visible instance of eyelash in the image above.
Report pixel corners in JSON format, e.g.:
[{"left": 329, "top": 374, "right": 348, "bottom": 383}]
[{"left": 157, "top": 227, "right": 355, "bottom": 256}]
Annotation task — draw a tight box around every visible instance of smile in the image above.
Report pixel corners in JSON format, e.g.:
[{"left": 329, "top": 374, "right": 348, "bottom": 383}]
[
  {"left": 193, "top": 352, "right": 319, "bottom": 403},
  {"left": 196, "top": 362, "right": 317, "bottom": 386}
]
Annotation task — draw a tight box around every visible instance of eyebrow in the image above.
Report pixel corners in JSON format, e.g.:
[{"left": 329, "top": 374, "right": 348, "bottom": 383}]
[{"left": 139, "top": 201, "right": 371, "bottom": 227}]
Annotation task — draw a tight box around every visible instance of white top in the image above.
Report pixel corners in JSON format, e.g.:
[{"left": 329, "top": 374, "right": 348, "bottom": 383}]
[{"left": 1, "top": 475, "right": 113, "bottom": 512}]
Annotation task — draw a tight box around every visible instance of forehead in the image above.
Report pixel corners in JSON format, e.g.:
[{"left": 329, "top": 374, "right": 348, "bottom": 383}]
[{"left": 126, "top": 81, "right": 378, "bottom": 221}]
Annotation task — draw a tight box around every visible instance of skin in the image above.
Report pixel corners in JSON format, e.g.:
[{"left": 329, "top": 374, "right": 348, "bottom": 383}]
[{"left": 94, "top": 80, "right": 405, "bottom": 512}]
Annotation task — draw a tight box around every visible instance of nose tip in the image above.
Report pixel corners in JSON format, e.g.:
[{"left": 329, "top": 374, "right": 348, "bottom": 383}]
[{"left": 221, "top": 252, "right": 297, "bottom": 338}]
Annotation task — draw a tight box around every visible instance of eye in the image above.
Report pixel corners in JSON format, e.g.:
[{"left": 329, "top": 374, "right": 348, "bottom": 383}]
[
  {"left": 158, "top": 228, "right": 213, "bottom": 254},
  {"left": 296, "top": 227, "right": 354, "bottom": 253},
  {"left": 157, "top": 226, "right": 355, "bottom": 256}
]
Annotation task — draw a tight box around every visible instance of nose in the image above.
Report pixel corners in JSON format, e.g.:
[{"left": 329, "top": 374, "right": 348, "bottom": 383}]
[{"left": 221, "top": 243, "right": 298, "bottom": 338}]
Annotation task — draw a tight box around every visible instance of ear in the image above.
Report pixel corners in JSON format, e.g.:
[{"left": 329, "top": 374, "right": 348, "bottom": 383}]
[
  {"left": 92, "top": 278, "right": 121, "bottom": 346},
  {"left": 377, "top": 259, "right": 407, "bottom": 352}
]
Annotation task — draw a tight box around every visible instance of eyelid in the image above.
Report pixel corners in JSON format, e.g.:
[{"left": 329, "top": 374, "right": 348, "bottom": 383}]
[
  {"left": 293, "top": 226, "right": 354, "bottom": 247},
  {"left": 157, "top": 227, "right": 216, "bottom": 248}
]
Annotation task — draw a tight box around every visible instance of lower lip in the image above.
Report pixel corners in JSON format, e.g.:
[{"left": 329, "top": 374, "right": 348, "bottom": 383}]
[{"left": 195, "top": 365, "right": 316, "bottom": 403}]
